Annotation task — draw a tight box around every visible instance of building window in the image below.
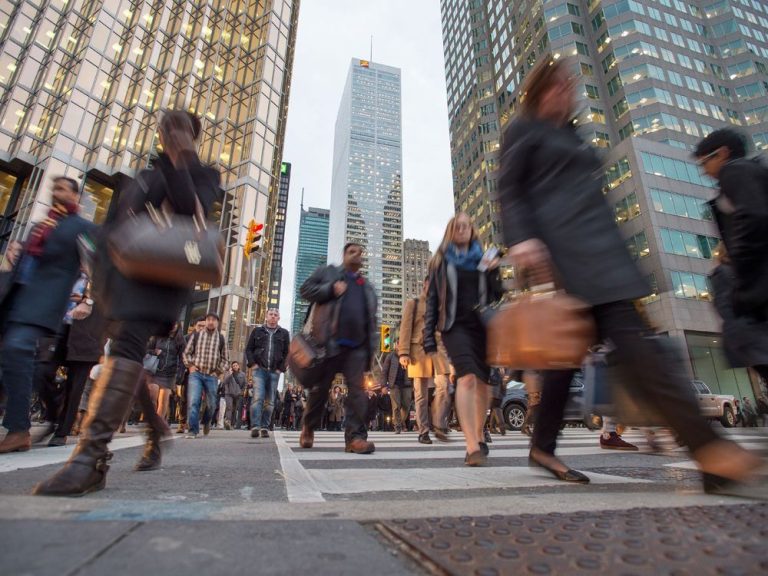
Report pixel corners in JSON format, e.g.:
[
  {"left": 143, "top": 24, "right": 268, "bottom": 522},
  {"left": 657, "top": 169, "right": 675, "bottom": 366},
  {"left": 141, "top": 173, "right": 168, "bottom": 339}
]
[
  {"left": 640, "top": 152, "right": 714, "bottom": 188},
  {"left": 650, "top": 189, "right": 712, "bottom": 221},
  {"left": 615, "top": 191, "right": 641, "bottom": 224},
  {"left": 660, "top": 228, "right": 720, "bottom": 259},
  {"left": 671, "top": 271, "right": 712, "bottom": 300},
  {"left": 626, "top": 230, "right": 650, "bottom": 260}
]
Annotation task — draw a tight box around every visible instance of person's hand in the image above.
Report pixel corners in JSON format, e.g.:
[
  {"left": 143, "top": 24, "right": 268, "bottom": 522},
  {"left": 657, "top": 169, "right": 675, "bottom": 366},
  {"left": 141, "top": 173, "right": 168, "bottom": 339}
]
[
  {"left": 154, "top": 349, "right": 162, "bottom": 355},
  {"left": 508, "top": 238, "right": 553, "bottom": 286},
  {"left": 399, "top": 355, "right": 410, "bottom": 369},
  {"left": 333, "top": 280, "right": 347, "bottom": 297},
  {"left": 189, "top": 366, "right": 198, "bottom": 373},
  {"left": 71, "top": 302, "right": 92, "bottom": 321}
]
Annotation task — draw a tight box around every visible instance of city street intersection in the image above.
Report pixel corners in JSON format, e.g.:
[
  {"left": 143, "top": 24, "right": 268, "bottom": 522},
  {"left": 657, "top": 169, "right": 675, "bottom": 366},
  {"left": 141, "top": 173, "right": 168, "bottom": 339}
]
[{"left": 0, "top": 426, "right": 766, "bottom": 575}]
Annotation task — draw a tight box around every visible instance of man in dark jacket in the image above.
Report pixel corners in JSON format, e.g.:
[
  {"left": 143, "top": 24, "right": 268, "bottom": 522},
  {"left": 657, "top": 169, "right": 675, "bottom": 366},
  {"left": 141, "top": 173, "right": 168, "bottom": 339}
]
[
  {"left": 0, "top": 176, "right": 96, "bottom": 453},
  {"left": 245, "top": 308, "right": 289, "bottom": 439},
  {"left": 298, "top": 242, "right": 378, "bottom": 454},
  {"left": 221, "top": 361, "right": 246, "bottom": 430},
  {"left": 695, "top": 128, "right": 768, "bottom": 321},
  {"left": 380, "top": 351, "right": 412, "bottom": 434}
]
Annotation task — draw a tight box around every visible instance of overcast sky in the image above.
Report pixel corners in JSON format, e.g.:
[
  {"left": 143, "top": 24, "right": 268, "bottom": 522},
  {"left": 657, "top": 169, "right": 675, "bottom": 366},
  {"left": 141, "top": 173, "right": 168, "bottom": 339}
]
[{"left": 278, "top": 0, "right": 455, "bottom": 326}]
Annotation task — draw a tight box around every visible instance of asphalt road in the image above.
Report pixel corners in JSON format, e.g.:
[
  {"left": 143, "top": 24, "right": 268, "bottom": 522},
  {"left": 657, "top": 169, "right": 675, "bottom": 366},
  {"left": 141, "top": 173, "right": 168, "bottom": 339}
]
[{"left": 1, "top": 425, "right": 766, "bottom": 575}]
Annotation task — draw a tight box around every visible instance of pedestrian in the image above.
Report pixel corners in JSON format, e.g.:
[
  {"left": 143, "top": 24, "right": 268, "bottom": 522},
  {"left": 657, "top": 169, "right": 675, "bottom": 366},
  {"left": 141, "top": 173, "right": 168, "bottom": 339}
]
[
  {"left": 487, "top": 368, "right": 506, "bottom": 435},
  {"left": 294, "top": 385, "right": 306, "bottom": 430},
  {"left": 298, "top": 243, "right": 377, "bottom": 455},
  {"left": 176, "top": 317, "right": 206, "bottom": 434},
  {"left": 182, "top": 312, "right": 229, "bottom": 439},
  {"left": 742, "top": 397, "right": 758, "bottom": 428},
  {"left": 377, "top": 387, "right": 393, "bottom": 431},
  {"left": 34, "top": 111, "right": 222, "bottom": 495},
  {"left": 400, "top": 277, "right": 453, "bottom": 443},
  {"left": 380, "top": 351, "right": 412, "bottom": 435},
  {"left": 245, "top": 308, "right": 290, "bottom": 439},
  {"left": 327, "top": 386, "right": 344, "bottom": 431},
  {"left": 145, "top": 323, "right": 186, "bottom": 424},
  {"left": 221, "top": 361, "right": 246, "bottom": 430},
  {"left": 694, "top": 129, "right": 768, "bottom": 328},
  {"left": 367, "top": 389, "right": 379, "bottom": 431},
  {"left": 497, "top": 57, "right": 762, "bottom": 491},
  {"left": 281, "top": 384, "right": 295, "bottom": 429},
  {"left": 423, "top": 213, "right": 502, "bottom": 466},
  {"left": 0, "top": 176, "right": 96, "bottom": 454}
]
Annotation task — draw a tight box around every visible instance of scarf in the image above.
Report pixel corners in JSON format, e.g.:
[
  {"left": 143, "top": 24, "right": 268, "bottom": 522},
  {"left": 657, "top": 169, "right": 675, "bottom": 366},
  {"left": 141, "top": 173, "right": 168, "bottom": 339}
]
[
  {"left": 444, "top": 241, "right": 483, "bottom": 271},
  {"left": 25, "top": 200, "right": 79, "bottom": 257}
]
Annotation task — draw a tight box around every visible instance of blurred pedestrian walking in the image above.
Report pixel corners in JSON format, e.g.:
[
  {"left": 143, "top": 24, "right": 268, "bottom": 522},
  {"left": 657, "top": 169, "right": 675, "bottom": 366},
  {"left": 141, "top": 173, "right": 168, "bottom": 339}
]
[{"left": 380, "top": 351, "right": 412, "bottom": 435}]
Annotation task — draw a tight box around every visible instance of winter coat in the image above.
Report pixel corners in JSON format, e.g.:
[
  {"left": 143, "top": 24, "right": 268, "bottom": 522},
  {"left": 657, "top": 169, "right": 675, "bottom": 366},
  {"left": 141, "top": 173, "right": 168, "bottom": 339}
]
[
  {"left": 300, "top": 264, "right": 378, "bottom": 369},
  {"left": 0, "top": 214, "right": 96, "bottom": 332},
  {"left": 399, "top": 295, "right": 451, "bottom": 377},
  {"left": 423, "top": 258, "right": 501, "bottom": 354},
  {"left": 66, "top": 304, "right": 108, "bottom": 363},
  {"left": 497, "top": 117, "right": 648, "bottom": 305},
  {"left": 710, "top": 264, "right": 768, "bottom": 368},
  {"left": 147, "top": 331, "right": 186, "bottom": 381},
  {"left": 708, "top": 158, "right": 768, "bottom": 319},
  {"left": 327, "top": 394, "right": 344, "bottom": 421},
  {"left": 380, "top": 352, "right": 410, "bottom": 388},
  {"left": 245, "top": 325, "right": 290, "bottom": 372},
  {"left": 94, "top": 153, "right": 221, "bottom": 322},
  {"left": 222, "top": 370, "right": 247, "bottom": 396}
]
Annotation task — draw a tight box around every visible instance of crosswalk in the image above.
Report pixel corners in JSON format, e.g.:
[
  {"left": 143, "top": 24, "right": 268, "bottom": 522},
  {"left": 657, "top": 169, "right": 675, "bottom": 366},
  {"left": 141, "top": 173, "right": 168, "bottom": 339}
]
[{"left": 274, "top": 428, "right": 768, "bottom": 503}]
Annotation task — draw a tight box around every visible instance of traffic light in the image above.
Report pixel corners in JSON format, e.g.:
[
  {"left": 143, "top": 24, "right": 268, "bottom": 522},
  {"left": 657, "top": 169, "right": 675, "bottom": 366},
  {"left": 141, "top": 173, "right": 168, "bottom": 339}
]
[
  {"left": 380, "top": 324, "right": 391, "bottom": 353},
  {"left": 243, "top": 220, "right": 264, "bottom": 259}
]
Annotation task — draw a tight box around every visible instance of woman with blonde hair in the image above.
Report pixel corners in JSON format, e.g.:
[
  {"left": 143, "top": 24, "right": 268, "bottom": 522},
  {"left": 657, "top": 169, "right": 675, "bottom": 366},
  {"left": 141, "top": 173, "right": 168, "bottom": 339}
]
[{"left": 423, "top": 212, "right": 501, "bottom": 466}]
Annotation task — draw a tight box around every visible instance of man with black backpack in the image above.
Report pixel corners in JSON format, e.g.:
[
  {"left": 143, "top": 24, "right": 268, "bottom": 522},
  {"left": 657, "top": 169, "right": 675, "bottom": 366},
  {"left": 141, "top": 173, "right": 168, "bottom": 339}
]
[{"left": 182, "top": 312, "right": 228, "bottom": 438}]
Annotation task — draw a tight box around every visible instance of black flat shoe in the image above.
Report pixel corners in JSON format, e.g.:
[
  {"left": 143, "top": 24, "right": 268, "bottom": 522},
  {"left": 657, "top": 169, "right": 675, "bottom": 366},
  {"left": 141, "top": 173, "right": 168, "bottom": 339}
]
[
  {"left": 479, "top": 442, "right": 489, "bottom": 456},
  {"left": 528, "top": 456, "right": 590, "bottom": 484}
]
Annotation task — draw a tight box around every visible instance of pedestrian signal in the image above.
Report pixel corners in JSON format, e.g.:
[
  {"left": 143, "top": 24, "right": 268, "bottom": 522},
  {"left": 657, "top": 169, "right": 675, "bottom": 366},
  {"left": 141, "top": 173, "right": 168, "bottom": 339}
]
[
  {"left": 244, "top": 220, "right": 264, "bottom": 259},
  {"left": 380, "top": 325, "right": 391, "bottom": 353}
]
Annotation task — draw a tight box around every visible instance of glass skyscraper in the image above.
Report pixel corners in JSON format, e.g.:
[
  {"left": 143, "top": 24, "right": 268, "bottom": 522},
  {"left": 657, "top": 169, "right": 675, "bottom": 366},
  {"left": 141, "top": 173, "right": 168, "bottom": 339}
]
[
  {"left": 0, "top": 0, "right": 300, "bottom": 355},
  {"left": 328, "top": 58, "right": 404, "bottom": 328},
  {"left": 268, "top": 161, "right": 291, "bottom": 309},
  {"left": 440, "top": 0, "right": 768, "bottom": 402},
  {"left": 291, "top": 205, "right": 330, "bottom": 337}
]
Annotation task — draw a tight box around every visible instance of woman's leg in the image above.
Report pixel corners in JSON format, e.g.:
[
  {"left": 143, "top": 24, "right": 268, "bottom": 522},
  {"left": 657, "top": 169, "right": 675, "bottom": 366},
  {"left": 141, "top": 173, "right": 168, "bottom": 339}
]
[
  {"left": 474, "top": 378, "right": 492, "bottom": 442},
  {"left": 456, "top": 374, "right": 480, "bottom": 454},
  {"left": 156, "top": 387, "right": 170, "bottom": 421},
  {"left": 530, "top": 370, "right": 574, "bottom": 473}
]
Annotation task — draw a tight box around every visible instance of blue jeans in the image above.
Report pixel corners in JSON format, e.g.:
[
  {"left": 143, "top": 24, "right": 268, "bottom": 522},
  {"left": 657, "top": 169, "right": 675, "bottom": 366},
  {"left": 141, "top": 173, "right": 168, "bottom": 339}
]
[
  {"left": 251, "top": 368, "right": 280, "bottom": 430},
  {"left": 1, "top": 322, "right": 52, "bottom": 433},
  {"left": 187, "top": 371, "right": 219, "bottom": 435}
]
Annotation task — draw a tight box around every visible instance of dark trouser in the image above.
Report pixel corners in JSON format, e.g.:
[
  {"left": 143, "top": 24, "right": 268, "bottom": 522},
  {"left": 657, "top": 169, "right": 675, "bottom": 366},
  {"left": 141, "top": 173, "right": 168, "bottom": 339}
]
[
  {"left": 304, "top": 346, "right": 369, "bottom": 442},
  {"left": 53, "top": 361, "right": 94, "bottom": 437},
  {"left": 224, "top": 394, "right": 238, "bottom": 424},
  {"left": 176, "top": 378, "right": 188, "bottom": 427},
  {"left": 33, "top": 329, "right": 68, "bottom": 423},
  {"left": 534, "top": 301, "right": 718, "bottom": 456},
  {"left": 108, "top": 319, "right": 173, "bottom": 433},
  {"left": 390, "top": 386, "right": 412, "bottom": 431},
  {"left": 1, "top": 322, "right": 53, "bottom": 432}
]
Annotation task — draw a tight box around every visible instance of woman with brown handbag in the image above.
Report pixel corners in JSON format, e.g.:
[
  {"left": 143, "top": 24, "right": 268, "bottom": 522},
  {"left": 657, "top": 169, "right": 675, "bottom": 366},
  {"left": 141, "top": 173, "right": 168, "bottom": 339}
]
[
  {"left": 498, "top": 57, "right": 763, "bottom": 492},
  {"left": 423, "top": 213, "right": 502, "bottom": 466},
  {"left": 33, "top": 110, "right": 222, "bottom": 496}
]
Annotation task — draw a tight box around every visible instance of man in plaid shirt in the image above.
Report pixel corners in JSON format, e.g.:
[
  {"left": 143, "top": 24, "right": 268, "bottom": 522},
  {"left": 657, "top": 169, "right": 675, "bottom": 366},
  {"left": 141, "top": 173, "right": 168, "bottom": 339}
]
[{"left": 183, "top": 312, "right": 229, "bottom": 438}]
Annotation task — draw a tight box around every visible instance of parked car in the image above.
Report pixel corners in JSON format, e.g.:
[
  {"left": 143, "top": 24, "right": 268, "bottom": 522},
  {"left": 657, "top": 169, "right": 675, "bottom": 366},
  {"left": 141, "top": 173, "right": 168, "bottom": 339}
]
[
  {"left": 691, "top": 380, "right": 737, "bottom": 427},
  {"left": 501, "top": 374, "right": 602, "bottom": 431}
]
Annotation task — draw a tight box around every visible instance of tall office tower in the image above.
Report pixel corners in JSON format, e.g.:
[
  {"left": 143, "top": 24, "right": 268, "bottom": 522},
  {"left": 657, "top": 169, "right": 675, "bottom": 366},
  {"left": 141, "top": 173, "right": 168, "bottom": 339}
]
[
  {"left": 0, "top": 0, "right": 300, "bottom": 355},
  {"left": 291, "top": 205, "right": 330, "bottom": 336},
  {"left": 328, "top": 58, "right": 404, "bottom": 328},
  {"left": 267, "top": 161, "right": 291, "bottom": 310},
  {"left": 440, "top": 0, "right": 768, "bottom": 402},
  {"left": 402, "top": 239, "right": 432, "bottom": 302}
]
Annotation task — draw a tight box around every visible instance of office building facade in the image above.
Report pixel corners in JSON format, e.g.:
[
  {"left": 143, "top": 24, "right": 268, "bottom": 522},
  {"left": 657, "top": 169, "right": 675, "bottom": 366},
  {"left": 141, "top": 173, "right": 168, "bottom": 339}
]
[
  {"left": 291, "top": 205, "right": 330, "bottom": 336},
  {"left": 402, "top": 239, "right": 432, "bottom": 302},
  {"left": 440, "top": 0, "right": 768, "bottom": 401},
  {"left": 0, "top": 0, "right": 300, "bottom": 355},
  {"left": 267, "top": 161, "right": 291, "bottom": 310},
  {"left": 328, "top": 58, "right": 404, "bottom": 328}
]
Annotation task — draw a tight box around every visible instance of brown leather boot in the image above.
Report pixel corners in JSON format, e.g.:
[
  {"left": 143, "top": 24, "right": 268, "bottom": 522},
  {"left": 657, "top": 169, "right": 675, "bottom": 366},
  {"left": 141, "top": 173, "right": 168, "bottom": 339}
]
[
  {"left": 345, "top": 438, "right": 375, "bottom": 454},
  {"left": 299, "top": 426, "right": 314, "bottom": 449},
  {"left": 133, "top": 381, "right": 171, "bottom": 472},
  {"left": 32, "top": 358, "right": 143, "bottom": 497},
  {"left": 0, "top": 431, "right": 31, "bottom": 453}
]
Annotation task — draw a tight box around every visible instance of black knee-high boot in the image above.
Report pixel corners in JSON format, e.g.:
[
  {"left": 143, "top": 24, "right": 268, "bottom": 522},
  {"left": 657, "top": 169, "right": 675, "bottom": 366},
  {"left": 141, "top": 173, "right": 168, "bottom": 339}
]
[{"left": 32, "top": 358, "right": 143, "bottom": 496}]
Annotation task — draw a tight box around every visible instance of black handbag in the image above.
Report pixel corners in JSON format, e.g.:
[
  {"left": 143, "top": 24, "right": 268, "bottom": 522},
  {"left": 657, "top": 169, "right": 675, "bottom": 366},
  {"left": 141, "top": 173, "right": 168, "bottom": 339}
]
[
  {"left": 109, "top": 194, "right": 223, "bottom": 288},
  {"left": 288, "top": 305, "right": 327, "bottom": 387}
]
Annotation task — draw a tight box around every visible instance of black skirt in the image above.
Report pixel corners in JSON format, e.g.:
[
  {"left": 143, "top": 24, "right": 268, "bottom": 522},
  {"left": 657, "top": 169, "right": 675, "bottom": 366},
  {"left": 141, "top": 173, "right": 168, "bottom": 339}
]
[{"left": 442, "top": 316, "right": 491, "bottom": 383}]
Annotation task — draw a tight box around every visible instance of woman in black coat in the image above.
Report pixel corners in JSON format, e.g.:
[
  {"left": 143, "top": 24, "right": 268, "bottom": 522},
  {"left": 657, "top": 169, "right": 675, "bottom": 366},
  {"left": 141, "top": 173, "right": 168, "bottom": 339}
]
[
  {"left": 35, "top": 111, "right": 221, "bottom": 496},
  {"left": 146, "top": 323, "right": 186, "bottom": 423},
  {"left": 497, "top": 57, "right": 761, "bottom": 492}
]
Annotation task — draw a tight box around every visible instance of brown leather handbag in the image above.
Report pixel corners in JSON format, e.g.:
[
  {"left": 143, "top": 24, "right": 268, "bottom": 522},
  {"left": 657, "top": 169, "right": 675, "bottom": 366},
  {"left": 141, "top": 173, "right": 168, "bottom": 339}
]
[
  {"left": 486, "top": 285, "right": 597, "bottom": 369},
  {"left": 109, "top": 197, "right": 224, "bottom": 288},
  {"left": 288, "top": 305, "right": 328, "bottom": 387}
]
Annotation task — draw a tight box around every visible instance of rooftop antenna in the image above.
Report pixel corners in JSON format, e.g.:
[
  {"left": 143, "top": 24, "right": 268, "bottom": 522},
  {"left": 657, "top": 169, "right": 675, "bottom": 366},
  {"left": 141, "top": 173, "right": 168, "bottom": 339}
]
[
  {"left": 300, "top": 186, "right": 305, "bottom": 212},
  {"left": 370, "top": 35, "right": 373, "bottom": 63}
]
